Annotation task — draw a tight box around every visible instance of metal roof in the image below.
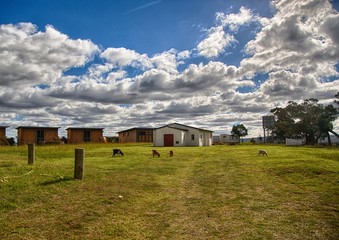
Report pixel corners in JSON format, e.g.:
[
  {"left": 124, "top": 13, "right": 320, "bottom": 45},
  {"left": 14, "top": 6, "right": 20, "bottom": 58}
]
[
  {"left": 156, "top": 123, "right": 213, "bottom": 132},
  {"left": 16, "top": 126, "right": 60, "bottom": 129}
]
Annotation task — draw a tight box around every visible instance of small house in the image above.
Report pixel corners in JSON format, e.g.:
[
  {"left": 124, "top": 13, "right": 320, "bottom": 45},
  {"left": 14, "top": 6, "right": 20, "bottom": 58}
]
[
  {"left": 16, "top": 126, "right": 60, "bottom": 145},
  {"left": 0, "top": 126, "right": 8, "bottom": 138},
  {"left": 67, "top": 127, "right": 105, "bottom": 144},
  {"left": 0, "top": 126, "right": 9, "bottom": 145},
  {"left": 118, "top": 127, "right": 155, "bottom": 143},
  {"left": 153, "top": 123, "right": 213, "bottom": 147}
]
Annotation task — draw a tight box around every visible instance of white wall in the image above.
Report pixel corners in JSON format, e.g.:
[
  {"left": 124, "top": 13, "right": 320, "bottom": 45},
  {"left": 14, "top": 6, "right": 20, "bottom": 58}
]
[
  {"left": 153, "top": 127, "right": 185, "bottom": 147},
  {"left": 220, "top": 134, "right": 239, "bottom": 143},
  {"left": 153, "top": 125, "right": 212, "bottom": 147},
  {"left": 286, "top": 138, "right": 305, "bottom": 146}
]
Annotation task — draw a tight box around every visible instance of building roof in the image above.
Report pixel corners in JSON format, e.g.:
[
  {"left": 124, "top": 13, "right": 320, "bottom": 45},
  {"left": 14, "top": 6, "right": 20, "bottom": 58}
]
[
  {"left": 157, "top": 125, "right": 189, "bottom": 132},
  {"left": 16, "top": 126, "right": 60, "bottom": 129},
  {"left": 156, "top": 123, "right": 213, "bottom": 132},
  {"left": 0, "top": 126, "right": 9, "bottom": 128},
  {"left": 66, "top": 127, "right": 104, "bottom": 130},
  {"left": 117, "top": 127, "right": 155, "bottom": 133}
]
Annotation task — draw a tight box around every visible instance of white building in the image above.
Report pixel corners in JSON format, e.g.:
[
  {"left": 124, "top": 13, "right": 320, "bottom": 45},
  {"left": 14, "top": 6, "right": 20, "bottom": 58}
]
[
  {"left": 285, "top": 138, "right": 306, "bottom": 146},
  {"left": 213, "top": 134, "right": 240, "bottom": 144},
  {"left": 220, "top": 134, "right": 240, "bottom": 144},
  {"left": 153, "top": 123, "right": 213, "bottom": 147}
]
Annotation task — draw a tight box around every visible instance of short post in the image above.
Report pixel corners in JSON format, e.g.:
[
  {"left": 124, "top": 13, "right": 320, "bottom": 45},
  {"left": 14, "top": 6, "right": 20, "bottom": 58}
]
[
  {"left": 74, "top": 148, "right": 85, "bottom": 180},
  {"left": 28, "top": 143, "right": 35, "bottom": 165}
]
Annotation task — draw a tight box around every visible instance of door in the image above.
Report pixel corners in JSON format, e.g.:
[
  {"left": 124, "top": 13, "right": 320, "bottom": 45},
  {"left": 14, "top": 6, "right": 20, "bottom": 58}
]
[
  {"left": 164, "top": 134, "right": 174, "bottom": 146},
  {"left": 36, "top": 129, "right": 45, "bottom": 144}
]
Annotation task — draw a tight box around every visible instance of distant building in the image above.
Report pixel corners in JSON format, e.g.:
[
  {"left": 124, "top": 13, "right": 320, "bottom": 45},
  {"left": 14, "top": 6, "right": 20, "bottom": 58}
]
[
  {"left": 67, "top": 127, "right": 105, "bottom": 144},
  {"left": 0, "top": 126, "right": 8, "bottom": 138},
  {"left": 117, "top": 127, "right": 155, "bottom": 143},
  {"left": 16, "top": 126, "right": 60, "bottom": 145},
  {"left": 213, "top": 134, "right": 240, "bottom": 144},
  {"left": 153, "top": 123, "right": 213, "bottom": 147},
  {"left": 286, "top": 138, "right": 306, "bottom": 146},
  {"left": 0, "top": 126, "right": 9, "bottom": 145}
]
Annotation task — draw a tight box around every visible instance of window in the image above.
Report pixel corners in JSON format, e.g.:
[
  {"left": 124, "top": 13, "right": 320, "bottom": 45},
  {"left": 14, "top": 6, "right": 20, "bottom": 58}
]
[
  {"left": 191, "top": 134, "right": 195, "bottom": 141},
  {"left": 84, "top": 130, "right": 91, "bottom": 142},
  {"left": 137, "top": 129, "right": 153, "bottom": 142},
  {"left": 138, "top": 130, "right": 146, "bottom": 136},
  {"left": 37, "top": 129, "right": 44, "bottom": 143}
]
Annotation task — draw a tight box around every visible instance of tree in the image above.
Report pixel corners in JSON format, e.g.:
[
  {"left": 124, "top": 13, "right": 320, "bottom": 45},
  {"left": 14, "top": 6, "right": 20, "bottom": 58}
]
[
  {"left": 231, "top": 124, "right": 248, "bottom": 142},
  {"left": 317, "top": 104, "right": 339, "bottom": 144},
  {"left": 271, "top": 99, "right": 338, "bottom": 145}
]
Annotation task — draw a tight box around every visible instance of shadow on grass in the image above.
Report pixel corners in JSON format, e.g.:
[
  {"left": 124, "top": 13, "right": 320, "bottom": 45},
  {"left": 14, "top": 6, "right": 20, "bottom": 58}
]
[{"left": 41, "top": 176, "right": 74, "bottom": 186}]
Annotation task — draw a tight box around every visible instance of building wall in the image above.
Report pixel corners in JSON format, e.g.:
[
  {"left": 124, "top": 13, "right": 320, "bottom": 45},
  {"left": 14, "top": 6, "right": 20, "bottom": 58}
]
[
  {"left": 188, "top": 128, "right": 204, "bottom": 146},
  {"left": 119, "top": 129, "right": 154, "bottom": 143},
  {"left": 67, "top": 129, "right": 105, "bottom": 144},
  {"left": 220, "top": 134, "right": 240, "bottom": 143},
  {"left": 286, "top": 138, "right": 305, "bottom": 146},
  {"left": 153, "top": 126, "right": 212, "bottom": 147},
  {"left": 118, "top": 129, "right": 137, "bottom": 143},
  {"left": 0, "top": 127, "right": 6, "bottom": 138},
  {"left": 153, "top": 127, "right": 186, "bottom": 147},
  {"left": 17, "top": 128, "right": 59, "bottom": 145},
  {"left": 201, "top": 131, "right": 213, "bottom": 146},
  {"left": 136, "top": 129, "right": 153, "bottom": 142},
  {"left": 170, "top": 123, "right": 212, "bottom": 146},
  {"left": 194, "top": 130, "right": 213, "bottom": 146}
]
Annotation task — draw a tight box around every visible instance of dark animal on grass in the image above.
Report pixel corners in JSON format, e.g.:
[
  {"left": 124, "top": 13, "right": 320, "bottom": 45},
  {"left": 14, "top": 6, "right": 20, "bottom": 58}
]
[
  {"left": 152, "top": 150, "right": 160, "bottom": 157},
  {"left": 169, "top": 150, "right": 174, "bottom": 157},
  {"left": 113, "top": 149, "right": 124, "bottom": 157},
  {"left": 257, "top": 149, "right": 268, "bottom": 156}
]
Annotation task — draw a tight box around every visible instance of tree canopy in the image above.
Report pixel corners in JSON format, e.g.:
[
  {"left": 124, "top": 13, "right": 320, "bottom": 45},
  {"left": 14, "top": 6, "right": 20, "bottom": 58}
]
[
  {"left": 270, "top": 98, "right": 338, "bottom": 145},
  {"left": 231, "top": 124, "right": 248, "bottom": 139}
]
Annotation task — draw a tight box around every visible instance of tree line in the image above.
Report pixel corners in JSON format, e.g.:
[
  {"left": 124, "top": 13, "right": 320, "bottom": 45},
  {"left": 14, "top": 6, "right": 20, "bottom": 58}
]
[
  {"left": 231, "top": 93, "right": 338, "bottom": 145},
  {"left": 271, "top": 95, "right": 338, "bottom": 145}
]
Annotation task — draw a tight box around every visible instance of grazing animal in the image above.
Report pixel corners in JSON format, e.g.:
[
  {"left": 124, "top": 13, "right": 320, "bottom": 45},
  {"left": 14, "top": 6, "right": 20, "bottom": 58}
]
[
  {"left": 258, "top": 149, "right": 268, "bottom": 156},
  {"left": 113, "top": 149, "right": 124, "bottom": 157},
  {"left": 152, "top": 150, "right": 160, "bottom": 157},
  {"left": 169, "top": 150, "right": 174, "bottom": 157}
]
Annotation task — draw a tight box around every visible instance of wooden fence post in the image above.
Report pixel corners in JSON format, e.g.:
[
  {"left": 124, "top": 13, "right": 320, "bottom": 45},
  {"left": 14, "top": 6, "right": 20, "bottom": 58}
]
[
  {"left": 28, "top": 143, "right": 35, "bottom": 165},
  {"left": 74, "top": 148, "right": 85, "bottom": 180}
]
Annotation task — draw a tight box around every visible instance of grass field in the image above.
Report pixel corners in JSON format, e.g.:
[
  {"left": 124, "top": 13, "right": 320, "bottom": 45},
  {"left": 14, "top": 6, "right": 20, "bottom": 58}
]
[{"left": 0, "top": 144, "right": 338, "bottom": 239}]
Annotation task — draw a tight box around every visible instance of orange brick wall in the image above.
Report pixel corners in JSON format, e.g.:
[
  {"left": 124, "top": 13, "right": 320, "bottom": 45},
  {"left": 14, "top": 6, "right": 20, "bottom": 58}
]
[
  {"left": 119, "top": 129, "right": 137, "bottom": 143},
  {"left": 67, "top": 129, "right": 105, "bottom": 144},
  {"left": 17, "top": 128, "right": 59, "bottom": 145},
  {"left": 0, "top": 128, "right": 6, "bottom": 138}
]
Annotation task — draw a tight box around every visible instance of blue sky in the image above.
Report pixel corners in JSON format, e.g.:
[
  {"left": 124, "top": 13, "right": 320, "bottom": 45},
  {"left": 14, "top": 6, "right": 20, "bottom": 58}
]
[
  {"left": 2, "top": 0, "right": 272, "bottom": 52},
  {"left": 0, "top": 0, "right": 339, "bottom": 138}
]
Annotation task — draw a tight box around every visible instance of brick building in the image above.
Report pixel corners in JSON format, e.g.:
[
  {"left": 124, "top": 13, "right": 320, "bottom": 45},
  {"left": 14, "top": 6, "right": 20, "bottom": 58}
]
[
  {"left": 16, "top": 126, "right": 60, "bottom": 145},
  {"left": 117, "top": 127, "right": 154, "bottom": 143},
  {"left": 67, "top": 127, "right": 105, "bottom": 144},
  {"left": 0, "top": 126, "right": 9, "bottom": 145}
]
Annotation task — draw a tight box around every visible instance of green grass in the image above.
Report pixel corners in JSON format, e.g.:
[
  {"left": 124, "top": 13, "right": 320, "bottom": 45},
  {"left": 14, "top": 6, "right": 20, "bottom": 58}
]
[{"left": 0, "top": 144, "right": 338, "bottom": 239}]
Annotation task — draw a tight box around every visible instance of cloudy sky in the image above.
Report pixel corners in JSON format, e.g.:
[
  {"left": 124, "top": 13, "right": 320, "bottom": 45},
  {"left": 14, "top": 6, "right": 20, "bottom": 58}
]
[{"left": 1, "top": 0, "right": 339, "bottom": 138}]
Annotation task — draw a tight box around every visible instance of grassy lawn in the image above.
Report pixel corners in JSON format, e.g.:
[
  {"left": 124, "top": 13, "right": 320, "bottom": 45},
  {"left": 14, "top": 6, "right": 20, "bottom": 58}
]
[{"left": 0, "top": 144, "right": 338, "bottom": 239}]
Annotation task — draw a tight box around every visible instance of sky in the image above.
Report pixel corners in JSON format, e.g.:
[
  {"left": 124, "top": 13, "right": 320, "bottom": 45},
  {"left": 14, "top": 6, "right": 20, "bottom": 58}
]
[{"left": 1, "top": 0, "right": 339, "bottom": 139}]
